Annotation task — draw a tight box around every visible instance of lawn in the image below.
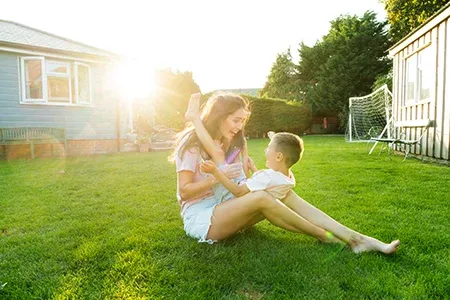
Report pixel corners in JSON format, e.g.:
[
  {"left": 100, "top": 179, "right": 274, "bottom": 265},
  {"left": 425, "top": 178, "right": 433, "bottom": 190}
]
[{"left": 1, "top": 136, "right": 449, "bottom": 299}]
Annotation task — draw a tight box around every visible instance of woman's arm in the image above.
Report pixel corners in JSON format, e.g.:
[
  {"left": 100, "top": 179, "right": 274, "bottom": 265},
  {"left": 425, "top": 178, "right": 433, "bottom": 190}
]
[{"left": 178, "top": 170, "right": 217, "bottom": 201}]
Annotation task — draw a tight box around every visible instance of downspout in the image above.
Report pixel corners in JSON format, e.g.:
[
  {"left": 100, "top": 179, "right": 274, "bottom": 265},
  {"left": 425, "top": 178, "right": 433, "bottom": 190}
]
[{"left": 116, "top": 98, "right": 121, "bottom": 152}]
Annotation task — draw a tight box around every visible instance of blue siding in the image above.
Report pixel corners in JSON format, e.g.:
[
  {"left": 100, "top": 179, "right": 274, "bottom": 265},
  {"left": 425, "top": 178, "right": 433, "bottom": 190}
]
[{"left": 0, "top": 51, "right": 128, "bottom": 140}]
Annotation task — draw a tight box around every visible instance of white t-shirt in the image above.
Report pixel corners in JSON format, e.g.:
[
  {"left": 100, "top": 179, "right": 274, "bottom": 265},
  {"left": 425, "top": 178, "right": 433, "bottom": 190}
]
[{"left": 245, "top": 169, "right": 295, "bottom": 199}]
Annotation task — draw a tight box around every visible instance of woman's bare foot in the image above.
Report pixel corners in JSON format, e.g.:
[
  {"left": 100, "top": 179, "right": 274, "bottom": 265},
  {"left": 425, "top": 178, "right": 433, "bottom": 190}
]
[
  {"left": 351, "top": 235, "right": 400, "bottom": 254},
  {"left": 185, "top": 92, "right": 201, "bottom": 121}
]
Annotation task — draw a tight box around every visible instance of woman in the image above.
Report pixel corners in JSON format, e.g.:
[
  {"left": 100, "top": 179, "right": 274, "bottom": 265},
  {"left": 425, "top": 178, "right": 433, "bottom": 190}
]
[{"left": 170, "top": 93, "right": 400, "bottom": 254}]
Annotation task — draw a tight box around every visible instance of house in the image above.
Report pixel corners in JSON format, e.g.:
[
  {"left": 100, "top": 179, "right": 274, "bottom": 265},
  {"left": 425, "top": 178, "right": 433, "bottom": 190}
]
[
  {"left": 0, "top": 20, "right": 128, "bottom": 159},
  {"left": 390, "top": 3, "right": 450, "bottom": 161}
]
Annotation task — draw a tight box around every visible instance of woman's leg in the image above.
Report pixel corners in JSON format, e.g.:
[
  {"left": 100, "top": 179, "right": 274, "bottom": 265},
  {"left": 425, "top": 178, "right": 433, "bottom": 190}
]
[
  {"left": 282, "top": 190, "right": 400, "bottom": 253},
  {"left": 207, "top": 191, "right": 331, "bottom": 242}
]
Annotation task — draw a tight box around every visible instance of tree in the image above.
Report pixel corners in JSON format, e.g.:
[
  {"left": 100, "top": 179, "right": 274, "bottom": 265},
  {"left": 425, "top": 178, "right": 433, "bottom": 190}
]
[
  {"left": 300, "top": 12, "right": 392, "bottom": 122},
  {"left": 153, "top": 69, "right": 201, "bottom": 129},
  {"left": 259, "top": 50, "right": 301, "bottom": 101},
  {"left": 261, "top": 12, "right": 391, "bottom": 130},
  {"left": 380, "top": 0, "right": 450, "bottom": 42}
]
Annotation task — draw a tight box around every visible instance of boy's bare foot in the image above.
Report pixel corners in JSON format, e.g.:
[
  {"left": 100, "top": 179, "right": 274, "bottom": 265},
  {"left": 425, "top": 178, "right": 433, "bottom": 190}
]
[
  {"left": 185, "top": 92, "right": 201, "bottom": 121},
  {"left": 351, "top": 235, "right": 400, "bottom": 254}
]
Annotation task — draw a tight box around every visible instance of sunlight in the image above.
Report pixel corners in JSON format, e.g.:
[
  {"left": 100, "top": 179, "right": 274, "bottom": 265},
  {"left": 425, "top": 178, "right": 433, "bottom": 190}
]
[{"left": 115, "top": 59, "right": 155, "bottom": 102}]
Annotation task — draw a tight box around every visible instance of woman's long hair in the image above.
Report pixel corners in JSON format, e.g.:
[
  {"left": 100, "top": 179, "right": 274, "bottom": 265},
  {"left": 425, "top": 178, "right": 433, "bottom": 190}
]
[{"left": 169, "top": 92, "right": 250, "bottom": 162}]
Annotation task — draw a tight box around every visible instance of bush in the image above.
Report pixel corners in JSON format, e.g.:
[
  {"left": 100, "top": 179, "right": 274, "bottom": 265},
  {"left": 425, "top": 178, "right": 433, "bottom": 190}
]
[
  {"left": 168, "top": 93, "right": 312, "bottom": 137},
  {"left": 243, "top": 95, "right": 311, "bottom": 138}
]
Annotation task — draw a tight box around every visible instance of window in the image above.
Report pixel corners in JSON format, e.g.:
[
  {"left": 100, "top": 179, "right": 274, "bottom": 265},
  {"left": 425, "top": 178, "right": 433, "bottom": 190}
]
[
  {"left": 405, "top": 55, "right": 417, "bottom": 104},
  {"left": 74, "top": 63, "right": 91, "bottom": 104},
  {"left": 404, "top": 45, "right": 433, "bottom": 105},
  {"left": 20, "top": 57, "right": 91, "bottom": 105},
  {"left": 418, "top": 46, "right": 432, "bottom": 101},
  {"left": 46, "top": 60, "right": 71, "bottom": 103},
  {"left": 21, "top": 57, "right": 45, "bottom": 102}
]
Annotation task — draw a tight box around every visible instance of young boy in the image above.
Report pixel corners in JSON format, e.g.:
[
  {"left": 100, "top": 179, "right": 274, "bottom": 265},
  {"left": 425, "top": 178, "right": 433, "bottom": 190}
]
[
  {"left": 185, "top": 93, "right": 302, "bottom": 202},
  {"left": 202, "top": 132, "right": 302, "bottom": 202}
]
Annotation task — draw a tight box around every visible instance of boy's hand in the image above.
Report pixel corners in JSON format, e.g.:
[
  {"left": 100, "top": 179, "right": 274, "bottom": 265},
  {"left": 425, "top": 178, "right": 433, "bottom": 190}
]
[
  {"left": 200, "top": 160, "right": 218, "bottom": 174},
  {"left": 185, "top": 93, "right": 201, "bottom": 121},
  {"left": 267, "top": 131, "right": 275, "bottom": 139},
  {"left": 247, "top": 156, "right": 258, "bottom": 172}
]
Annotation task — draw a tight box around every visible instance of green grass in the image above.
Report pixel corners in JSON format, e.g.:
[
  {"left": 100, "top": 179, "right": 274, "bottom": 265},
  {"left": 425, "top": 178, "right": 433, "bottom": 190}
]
[{"left": 1, "top": 136, "right": 449, "bottom": 299}]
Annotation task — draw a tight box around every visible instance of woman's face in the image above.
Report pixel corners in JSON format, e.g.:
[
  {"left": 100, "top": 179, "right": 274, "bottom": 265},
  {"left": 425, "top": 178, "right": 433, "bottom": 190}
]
[{"left": 219, "top": 108, "right": 248, "bottom": 140}]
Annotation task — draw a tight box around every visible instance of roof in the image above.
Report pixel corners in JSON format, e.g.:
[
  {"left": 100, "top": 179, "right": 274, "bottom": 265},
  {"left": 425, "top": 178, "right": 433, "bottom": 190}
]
[
  {"left": 0, "top": 19, "right": 121, "bottom": 60},
  {"left": 389, "top": 2, "right": 450, "bottom": 55}
]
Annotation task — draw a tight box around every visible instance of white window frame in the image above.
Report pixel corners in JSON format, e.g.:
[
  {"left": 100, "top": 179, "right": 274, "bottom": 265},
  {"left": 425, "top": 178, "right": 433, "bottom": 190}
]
[
  {"left": 403, "top": 43, "right": 433, "bottom": 107},
  {"left": 74, "top": 62, "right": 92, "bottom": 105},
  {"left": 46, "top": 60, "right": 72, "bottom": 103},
  {"left": 417, "top": 46, "right": 432, "bottom": 103},
  {"left": 20, "top": 56, "right": 47, "bottom": 103},
  {"left": 405, "top": 54, "right": 417, "bottom": 105},
  {"left": 19, "top": 56, "right": 93, "bottom": 106}
]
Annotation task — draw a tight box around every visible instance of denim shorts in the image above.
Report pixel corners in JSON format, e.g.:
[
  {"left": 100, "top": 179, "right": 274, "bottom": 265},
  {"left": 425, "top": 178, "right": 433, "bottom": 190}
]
[{"left": 182, "top": 195, "right": 220, "bottom": 244}]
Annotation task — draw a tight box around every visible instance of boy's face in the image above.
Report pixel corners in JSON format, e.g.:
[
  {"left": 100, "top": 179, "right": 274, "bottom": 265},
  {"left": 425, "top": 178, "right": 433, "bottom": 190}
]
[{"left": 265, "top": 140, "right": 280, "bottom": 169}]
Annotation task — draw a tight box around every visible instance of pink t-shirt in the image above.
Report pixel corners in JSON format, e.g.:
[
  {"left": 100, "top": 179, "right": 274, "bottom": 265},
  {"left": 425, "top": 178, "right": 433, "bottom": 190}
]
[{"left": 175, "top": 141, "right": 213, "bottom": 215}]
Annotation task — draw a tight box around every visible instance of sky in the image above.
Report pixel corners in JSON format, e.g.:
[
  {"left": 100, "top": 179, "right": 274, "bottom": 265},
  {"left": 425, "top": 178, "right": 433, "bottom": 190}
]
[{"left": 1, "top": 0, "right": 387, "bottom": 93}]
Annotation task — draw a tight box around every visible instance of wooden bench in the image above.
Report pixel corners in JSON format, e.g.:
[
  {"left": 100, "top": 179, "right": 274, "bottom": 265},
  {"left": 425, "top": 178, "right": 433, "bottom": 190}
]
[
  {"left": 368, "top": 119, "right": 434, "bottom": 161},
  {"left": 0, "top": 127, "right": 67, "bottom": 159}
]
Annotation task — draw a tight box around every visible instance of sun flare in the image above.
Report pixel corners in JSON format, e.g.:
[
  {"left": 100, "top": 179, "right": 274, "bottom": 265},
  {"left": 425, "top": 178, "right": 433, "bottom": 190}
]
[{"left": 115, "top": 59, "right": 155, "bottom": 101}]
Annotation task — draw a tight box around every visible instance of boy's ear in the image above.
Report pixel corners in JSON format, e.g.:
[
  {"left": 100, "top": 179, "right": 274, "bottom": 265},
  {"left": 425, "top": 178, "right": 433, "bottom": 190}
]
[{"left": 276, "top": 152, "right": 284, "bottom": 162}]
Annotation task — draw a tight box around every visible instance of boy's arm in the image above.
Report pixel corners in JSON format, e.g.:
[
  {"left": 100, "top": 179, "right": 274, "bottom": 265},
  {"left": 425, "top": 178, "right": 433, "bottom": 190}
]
[
  {"left": 201, "top": 161, "right": 250, "bottom": 197},
  {"left": 247, "top": 156, "right": 259, "bottom": 173},
  {"left": 241, "top": 143, "right": 251, "bottom": 178}
]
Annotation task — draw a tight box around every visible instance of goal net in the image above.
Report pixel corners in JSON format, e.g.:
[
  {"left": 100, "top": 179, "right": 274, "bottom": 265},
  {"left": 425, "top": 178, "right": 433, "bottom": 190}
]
[{"left": 346, "top": 84, "right": 392, "bottom": 142}]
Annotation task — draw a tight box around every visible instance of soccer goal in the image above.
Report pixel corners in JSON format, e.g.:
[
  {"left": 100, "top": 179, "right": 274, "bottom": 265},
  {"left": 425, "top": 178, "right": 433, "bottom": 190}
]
[{"left": 346, "top": 84, "right": 393, "bottom": 142}]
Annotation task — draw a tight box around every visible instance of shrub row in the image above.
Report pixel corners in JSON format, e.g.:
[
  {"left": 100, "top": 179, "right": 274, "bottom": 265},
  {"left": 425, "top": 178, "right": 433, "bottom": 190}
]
[
  {"left": 156, "top": 94, "right": 312, "bottom": 138},
  {"left": 243, "top": 95, "right": 311, "bottom": 138}
]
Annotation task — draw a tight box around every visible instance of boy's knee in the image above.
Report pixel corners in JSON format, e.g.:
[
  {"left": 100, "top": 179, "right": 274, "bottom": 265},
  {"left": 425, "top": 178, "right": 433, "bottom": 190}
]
[{"left": 252, "top": 191, "right": 276, "bottom": 208}]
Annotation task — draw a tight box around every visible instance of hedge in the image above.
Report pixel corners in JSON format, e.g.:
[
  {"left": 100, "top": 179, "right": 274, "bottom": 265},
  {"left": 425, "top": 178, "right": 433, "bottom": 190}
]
[
  {"left": 242, "top": 95, "right": 312, "bottom": 138},
  {"left": 157, "top": 93, "right": 312, "bottom": 137}
]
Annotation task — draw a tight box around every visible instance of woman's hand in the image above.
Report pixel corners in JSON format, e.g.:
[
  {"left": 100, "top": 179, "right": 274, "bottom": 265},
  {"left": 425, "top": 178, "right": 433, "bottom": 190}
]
[{"left": 222, "top": 163, "right": 242, "bottom": 179}]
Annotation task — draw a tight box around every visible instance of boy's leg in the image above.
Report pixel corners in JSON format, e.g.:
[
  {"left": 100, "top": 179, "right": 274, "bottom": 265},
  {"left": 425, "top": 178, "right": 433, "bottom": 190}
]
[
  {"left": 282, "top": 190, "right": 400, "bottom": 253},
  {"left": 207, "top": 191, "right": 331, "bottom": 242},
  {"left": 186, "top": 93, "right": 225, "bottom": 164},
  {"left": 185, "top": 92, "right": 201, "bottom": 121}
]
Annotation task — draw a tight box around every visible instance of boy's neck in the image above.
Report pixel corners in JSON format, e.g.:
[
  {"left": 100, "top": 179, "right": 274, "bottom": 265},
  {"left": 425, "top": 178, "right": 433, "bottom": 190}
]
[{"left": 272, "top": 164, "right": 290, "bottom": 177}]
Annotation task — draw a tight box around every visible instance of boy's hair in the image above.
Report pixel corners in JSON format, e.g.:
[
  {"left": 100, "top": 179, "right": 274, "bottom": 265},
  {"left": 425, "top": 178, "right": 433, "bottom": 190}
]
[{"left": 271, "top": 132, "right": 304, "bottom": 168}]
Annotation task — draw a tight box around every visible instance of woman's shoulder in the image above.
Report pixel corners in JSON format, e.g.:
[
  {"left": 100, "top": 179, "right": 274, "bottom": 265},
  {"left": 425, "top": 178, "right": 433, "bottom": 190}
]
[{"left": 176, "top": 134, "right": 201, "bottom": 161}]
